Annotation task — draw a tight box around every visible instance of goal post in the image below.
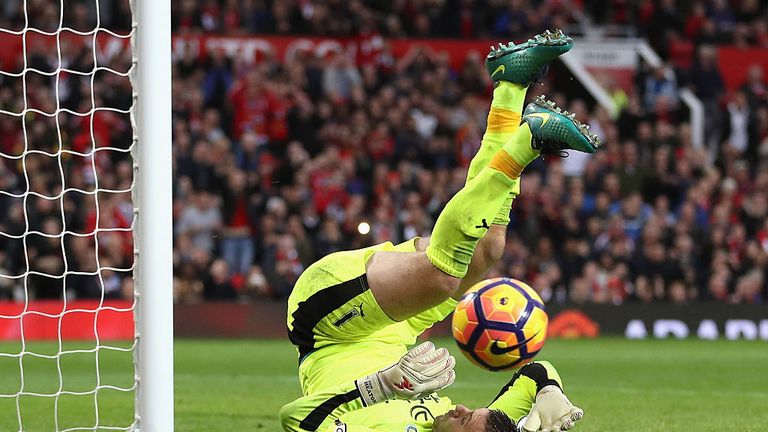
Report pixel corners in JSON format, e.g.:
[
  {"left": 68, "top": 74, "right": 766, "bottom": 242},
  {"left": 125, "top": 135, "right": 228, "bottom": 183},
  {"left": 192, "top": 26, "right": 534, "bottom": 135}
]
[{"left": 133, "top": 0, "right": 174, "bottom": 430}]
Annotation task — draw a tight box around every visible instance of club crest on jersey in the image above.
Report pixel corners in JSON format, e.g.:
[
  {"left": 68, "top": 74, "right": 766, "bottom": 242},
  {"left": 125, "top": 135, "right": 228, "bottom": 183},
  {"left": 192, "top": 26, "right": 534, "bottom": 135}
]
[
  {"left": 332, "top": 303, "right": 365, "bottom": 327},
  {"left": 334, "top": 419, "right": 348, "bottom": 431},
  {"left": 405, "top": 426, "right": 418, "bottom": 432}
]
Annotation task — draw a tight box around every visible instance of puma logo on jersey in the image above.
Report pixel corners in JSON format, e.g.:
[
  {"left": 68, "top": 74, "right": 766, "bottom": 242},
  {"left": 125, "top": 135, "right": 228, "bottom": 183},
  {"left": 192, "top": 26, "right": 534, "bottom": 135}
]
[
  {"left": 475, "top": 219, "right": 490, "bottom": 230},
  {"left": 354, "top": 303, "right": 365, "bottom": 317}
]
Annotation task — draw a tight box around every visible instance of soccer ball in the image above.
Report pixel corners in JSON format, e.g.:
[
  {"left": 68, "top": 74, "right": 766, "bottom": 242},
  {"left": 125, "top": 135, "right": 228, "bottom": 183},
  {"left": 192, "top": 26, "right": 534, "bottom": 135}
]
[{"left": 452, "top": 277, "right": 548, "bottom": 371}]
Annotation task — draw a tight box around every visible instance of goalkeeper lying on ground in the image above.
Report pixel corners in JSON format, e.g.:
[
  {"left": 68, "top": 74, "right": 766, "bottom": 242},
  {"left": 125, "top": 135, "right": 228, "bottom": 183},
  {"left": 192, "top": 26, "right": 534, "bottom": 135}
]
[
  {"left": 282, "top": 340, "right": 582, "bottom": 432},
  {"left": 280, "top": 30, "right": 598, "bottom": 432}
]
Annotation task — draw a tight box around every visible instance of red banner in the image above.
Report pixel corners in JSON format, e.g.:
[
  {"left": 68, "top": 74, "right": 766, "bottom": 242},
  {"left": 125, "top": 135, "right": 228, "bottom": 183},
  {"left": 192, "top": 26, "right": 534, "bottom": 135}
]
[
  {"left": 717, "top": 46, "right": 768, "bottom": 91},
  {"left": 0, "top": 31, "right": 494, "bottom": 72},
  {"left": 172, "top": 34, "right": 496, "bottom": 70},
  {"left": 0, "top": 32, "right": 764, "bottom": 103},
  {"left": 0, "top": 300, "right": 134, "bottom": 341}
]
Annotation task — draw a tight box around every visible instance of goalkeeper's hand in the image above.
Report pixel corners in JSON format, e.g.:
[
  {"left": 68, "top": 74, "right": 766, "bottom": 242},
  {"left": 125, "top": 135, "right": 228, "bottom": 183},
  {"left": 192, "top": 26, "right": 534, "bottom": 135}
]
[
  {"left": 519, "top": 385, "right": 583, "bottom": 432},
  {"left": 355, "top": 341, "right": 456, "bottom": 406}
]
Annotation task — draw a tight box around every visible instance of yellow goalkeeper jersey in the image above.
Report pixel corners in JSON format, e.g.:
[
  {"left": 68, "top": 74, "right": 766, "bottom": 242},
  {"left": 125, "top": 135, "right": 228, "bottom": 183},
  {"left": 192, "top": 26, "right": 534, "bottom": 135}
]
[
  {"left": 282, "top": 236, "right": 563, "bottom": 431},
  {"left": 280, "top": 361, "right": 562, "bottom": 431},
  {"left": 279, "top": 381, "right": 455, "bottom": 431}
]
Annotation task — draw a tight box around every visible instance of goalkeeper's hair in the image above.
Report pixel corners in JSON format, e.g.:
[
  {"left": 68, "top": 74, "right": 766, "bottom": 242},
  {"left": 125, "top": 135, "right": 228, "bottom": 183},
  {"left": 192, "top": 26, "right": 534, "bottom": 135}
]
[{"left": 485, "top": 409, "right": 517, "bottom": 432}]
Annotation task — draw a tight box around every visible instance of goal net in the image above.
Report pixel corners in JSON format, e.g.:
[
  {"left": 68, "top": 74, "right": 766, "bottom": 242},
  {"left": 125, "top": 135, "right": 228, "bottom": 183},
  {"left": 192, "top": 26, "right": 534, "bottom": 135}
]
[{"left": 0, "top": 1, "right": 173, "bottom": 430}]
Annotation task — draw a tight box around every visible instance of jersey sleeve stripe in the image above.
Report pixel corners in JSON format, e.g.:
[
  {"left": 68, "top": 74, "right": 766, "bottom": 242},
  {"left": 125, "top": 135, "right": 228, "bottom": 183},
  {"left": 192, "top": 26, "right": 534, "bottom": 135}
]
[{"left": 298, "top": 389, "right": 362, "bottom": 431}]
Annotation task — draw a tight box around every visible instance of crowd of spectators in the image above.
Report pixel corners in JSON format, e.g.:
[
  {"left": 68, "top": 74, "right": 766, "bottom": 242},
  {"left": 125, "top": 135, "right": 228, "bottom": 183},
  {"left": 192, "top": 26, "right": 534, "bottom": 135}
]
[
  {"left": 168, "top": 0, "right": 768, "bottom": 49},
  {"left": 0, "top": 25, "right": 135, "bottom": 301},
  {"left": 0, "top": 1, "right": 766, "bottom": 305},
  {"left": 2, "top": 0, "right": 767, "bottom": 44}
]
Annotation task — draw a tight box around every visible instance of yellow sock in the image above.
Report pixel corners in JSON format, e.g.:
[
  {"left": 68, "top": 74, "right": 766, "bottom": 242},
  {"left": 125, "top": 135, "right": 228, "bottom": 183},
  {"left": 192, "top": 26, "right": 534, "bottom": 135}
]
[
  {"left": 466, "top": 82, "right": 527, "bottom": 183},
  {"left": 498, "top": 123, "right": 538, "bottom": 179},
  {"left": 427, "top": 167, "right": 518, "bottom": 278},
  {"left": 465, "top": 82, "right": 527, "bottom": 226}
]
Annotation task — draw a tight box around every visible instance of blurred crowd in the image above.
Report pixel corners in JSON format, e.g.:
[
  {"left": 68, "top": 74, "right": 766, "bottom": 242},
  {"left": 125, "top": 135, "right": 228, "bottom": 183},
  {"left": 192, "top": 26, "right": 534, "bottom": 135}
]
[
  {"left": 7, "top": 0, "right": 762, "bottom": 48},
  {"left": 169, "top": 0, "right": 768, "bottom": 50},
  {"left": 0, "top": 25, "right": 135, "bottom": 301},
  {"left": 175, "top": 36, "right": 768, "bottom": 305},
  {"left": 0, "top": 0, "right": 766, "bottom": 305}
]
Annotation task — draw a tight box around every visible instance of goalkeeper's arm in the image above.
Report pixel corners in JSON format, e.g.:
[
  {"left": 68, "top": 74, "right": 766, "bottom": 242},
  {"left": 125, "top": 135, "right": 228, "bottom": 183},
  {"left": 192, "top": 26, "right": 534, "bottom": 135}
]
[
  {"left": 280, "top": 341, "right": 455, "bottom": 432},
  {"left": 488, "top": 361, "right": 583, "bottom": 432}
]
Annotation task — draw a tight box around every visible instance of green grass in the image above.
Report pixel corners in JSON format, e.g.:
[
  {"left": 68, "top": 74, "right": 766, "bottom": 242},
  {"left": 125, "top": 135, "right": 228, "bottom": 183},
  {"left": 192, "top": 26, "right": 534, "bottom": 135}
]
[{"left": 0, "top": 338, "right": 767, "bottom": 431}]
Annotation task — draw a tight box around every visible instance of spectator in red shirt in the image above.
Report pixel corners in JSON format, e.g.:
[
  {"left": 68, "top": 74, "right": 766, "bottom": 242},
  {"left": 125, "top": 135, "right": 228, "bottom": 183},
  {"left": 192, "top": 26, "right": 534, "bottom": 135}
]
[{"left": 229, "top": 68, "right": 272, "bottom": 141}]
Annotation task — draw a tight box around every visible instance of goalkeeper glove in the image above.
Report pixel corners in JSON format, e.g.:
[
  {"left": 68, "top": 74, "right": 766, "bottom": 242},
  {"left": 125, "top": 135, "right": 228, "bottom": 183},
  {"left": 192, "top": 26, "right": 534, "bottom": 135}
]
[
  {"left": 519, "top": 385, "right": 583, "bottom": 432},
  {"left": 355, "top": 341, "right": 456, "bottom": 406}
]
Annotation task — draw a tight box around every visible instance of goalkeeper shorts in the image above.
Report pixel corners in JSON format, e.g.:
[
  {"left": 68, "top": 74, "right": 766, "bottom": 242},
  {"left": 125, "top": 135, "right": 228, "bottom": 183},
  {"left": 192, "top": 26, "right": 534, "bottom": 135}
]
[
  {"left": 287, "top": 242, "right": 401, "bottom": 362},
  {"left": 287, "top": 239, "right": 458, "bottom": 362}
]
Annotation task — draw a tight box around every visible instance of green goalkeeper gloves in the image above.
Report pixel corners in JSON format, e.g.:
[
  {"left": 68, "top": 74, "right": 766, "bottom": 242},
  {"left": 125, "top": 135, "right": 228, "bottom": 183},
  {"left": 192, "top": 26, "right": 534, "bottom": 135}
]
[{"left": 355, "top": 341, "right": 456, "bottom": 406}]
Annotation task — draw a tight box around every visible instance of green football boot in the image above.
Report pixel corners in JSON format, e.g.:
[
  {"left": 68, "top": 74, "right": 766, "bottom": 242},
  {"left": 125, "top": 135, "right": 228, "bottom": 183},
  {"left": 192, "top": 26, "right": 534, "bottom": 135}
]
[
  {"left": 485, "top": 29, "right": 573, "bottom": 86},
  {"left": 522, "top": 95, "right": 600, "bottom": 155}
]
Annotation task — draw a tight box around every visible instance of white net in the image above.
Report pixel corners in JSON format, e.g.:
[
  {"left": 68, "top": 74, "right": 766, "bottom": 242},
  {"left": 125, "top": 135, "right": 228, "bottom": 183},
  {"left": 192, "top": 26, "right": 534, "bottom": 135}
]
[{"left": 0, "top": 0, "right": 137, "bottom": 430}]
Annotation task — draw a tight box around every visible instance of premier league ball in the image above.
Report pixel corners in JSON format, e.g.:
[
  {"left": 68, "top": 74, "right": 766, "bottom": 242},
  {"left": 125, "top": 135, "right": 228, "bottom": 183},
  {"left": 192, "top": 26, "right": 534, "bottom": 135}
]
[{"left": 452, "top": 277, "right": 548, "bottom": 371}]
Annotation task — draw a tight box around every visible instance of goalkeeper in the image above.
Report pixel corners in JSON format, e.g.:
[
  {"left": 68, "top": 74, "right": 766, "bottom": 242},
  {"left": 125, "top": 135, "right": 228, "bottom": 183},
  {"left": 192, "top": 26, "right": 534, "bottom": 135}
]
[{"left": 281, "top": 30, "right": 598, "bottom": 432}]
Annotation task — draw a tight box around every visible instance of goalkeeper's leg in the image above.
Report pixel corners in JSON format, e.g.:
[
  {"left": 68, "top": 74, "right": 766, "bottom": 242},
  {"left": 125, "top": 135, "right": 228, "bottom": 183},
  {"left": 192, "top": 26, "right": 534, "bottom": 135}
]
[
  {"left": 415, "top": 31, "right": 575, "bottom": 302},
  {"left": 367, "top": 95, "right": 599, "bottom": 321},
  {"left": 367, "top": 119, "right": 541, "bottom": 321},
  {"left": 457, "top": 81, "right": 526, "bottom": 297},
  {"left": 367, "top": 32, "right": 594, "bottom": 321},
  {"left": 403, "top": 81, "right": 528, "bottom": 334},
  {"left": 413, "top": 81, "right": 527, "bottom": 306}
]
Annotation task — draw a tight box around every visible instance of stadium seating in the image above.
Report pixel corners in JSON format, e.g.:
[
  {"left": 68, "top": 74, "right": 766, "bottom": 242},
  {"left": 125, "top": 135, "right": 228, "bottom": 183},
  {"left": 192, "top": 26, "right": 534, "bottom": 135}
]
[{"left": 0, "top": 0, "right": 765, "bottom": 305}]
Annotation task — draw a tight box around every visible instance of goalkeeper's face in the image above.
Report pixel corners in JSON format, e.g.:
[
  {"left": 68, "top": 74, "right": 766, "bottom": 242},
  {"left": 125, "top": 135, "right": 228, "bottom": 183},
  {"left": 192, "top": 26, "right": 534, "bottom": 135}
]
[{"left": 432, "top": 405, "right": 489, "bottom": 431}]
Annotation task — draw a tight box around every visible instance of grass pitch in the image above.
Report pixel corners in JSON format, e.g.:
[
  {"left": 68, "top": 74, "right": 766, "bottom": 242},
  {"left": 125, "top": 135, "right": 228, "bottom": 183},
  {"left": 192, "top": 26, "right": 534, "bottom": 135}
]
[{"left": 0, "top": 338, "right": 766, "bottom": 431}]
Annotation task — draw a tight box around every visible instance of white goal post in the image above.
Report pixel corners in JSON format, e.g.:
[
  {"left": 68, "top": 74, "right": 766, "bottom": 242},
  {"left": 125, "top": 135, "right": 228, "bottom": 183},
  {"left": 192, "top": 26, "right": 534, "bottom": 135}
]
[{"left": 133, "top": 0, "right": 174, "bottom": 430}]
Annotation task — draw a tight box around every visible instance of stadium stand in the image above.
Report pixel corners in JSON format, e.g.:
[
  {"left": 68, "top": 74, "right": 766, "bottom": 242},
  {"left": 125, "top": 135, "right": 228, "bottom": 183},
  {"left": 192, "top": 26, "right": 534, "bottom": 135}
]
[{"left": 0, "top": 0, "right": 765, "bottom": 306}]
